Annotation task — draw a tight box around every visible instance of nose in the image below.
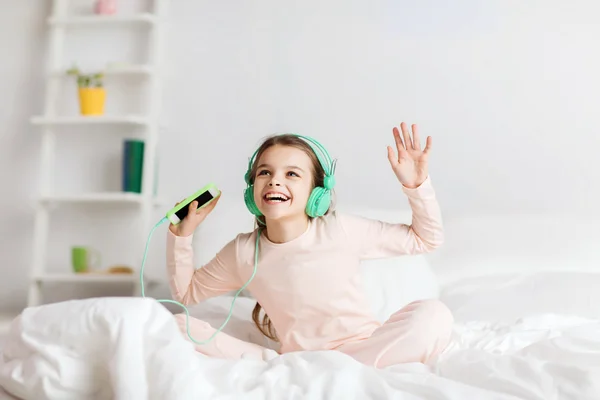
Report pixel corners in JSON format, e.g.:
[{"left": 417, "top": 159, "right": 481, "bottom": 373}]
[{"left": 268, "top": 176, "right": 281, "bottom": 187}]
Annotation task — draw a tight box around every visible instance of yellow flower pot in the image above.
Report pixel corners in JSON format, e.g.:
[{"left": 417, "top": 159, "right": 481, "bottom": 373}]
[{"left": 78, "top": 87, "right": 106, "bottom": 116}]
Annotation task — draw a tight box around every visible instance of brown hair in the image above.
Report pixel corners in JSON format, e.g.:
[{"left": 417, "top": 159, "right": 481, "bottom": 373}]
[{"left": 247, "top": 133, "right": 334, "bottom": 342}]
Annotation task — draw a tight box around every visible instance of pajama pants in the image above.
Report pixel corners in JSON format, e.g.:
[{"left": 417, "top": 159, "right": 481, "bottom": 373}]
[{"left": 174, "top": 299, "right": 454, "bottom": 368}]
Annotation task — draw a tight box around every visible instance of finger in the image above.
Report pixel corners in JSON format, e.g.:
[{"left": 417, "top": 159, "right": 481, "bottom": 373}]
[
  {"left": 400, "top": 122, "right": 413, "bottom": 150},
  {"left": 188, "top": 200, "right": 198, "bottom": 214},
  {"left": 387, "top": 145, "right": 398, "bottom": 167},
  {"left": 393, "top": 126, "right": 404, "bottom": 152},
  {"left": 411, "top": 124, "right": 421, "bottom": 150},
  {"left": 392, "top": 127, "right": 409, "bottom": 160},
  {"left": 423, "top": 136, "right": 433, "bottom": 155}
]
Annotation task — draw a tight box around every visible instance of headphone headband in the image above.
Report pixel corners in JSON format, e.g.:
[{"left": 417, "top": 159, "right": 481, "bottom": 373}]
[{"left": 295, "top": 134, "right": 336, "bottom": 177}]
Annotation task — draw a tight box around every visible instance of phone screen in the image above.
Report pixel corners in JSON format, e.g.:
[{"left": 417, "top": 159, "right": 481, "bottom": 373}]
[{"left": 175, "top": 190, "right": 214, "bottom": 221}]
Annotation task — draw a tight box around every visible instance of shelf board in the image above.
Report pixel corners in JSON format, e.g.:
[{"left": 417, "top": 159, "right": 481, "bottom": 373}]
[
  {"left": 39, "top": 192, "right": 162, "bottom": 206},
  {"left": 31, "top": 115, "right": 150, "bottom": 127},
  {"left": 48, "top": 13, "right": 157, "bottom": 27},
  {"left": 52, "top": 64, "right": 154, "bottom": 78},
  {"left": 33, "top": 273, "right": 151, "bottom": 284}
]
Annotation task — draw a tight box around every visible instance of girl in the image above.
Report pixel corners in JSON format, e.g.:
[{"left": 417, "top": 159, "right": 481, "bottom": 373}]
[{"left": 166, "top": 122, "right": 453, "bottom": 368}]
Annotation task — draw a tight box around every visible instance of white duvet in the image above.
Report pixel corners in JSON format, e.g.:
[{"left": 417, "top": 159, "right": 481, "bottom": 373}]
[{"left": 2, "top": 272, "right": 600, "bottom": 400}]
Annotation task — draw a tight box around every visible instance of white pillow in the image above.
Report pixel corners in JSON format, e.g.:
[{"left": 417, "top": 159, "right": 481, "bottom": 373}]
[
  {"left": 336, "top": 206, "right": 440, "bottom": 322},
  {"left": 426, "top": 214, "right": 600, "bottom": 286},
  {"left": 439, "top": 271, "right": 600, "bottom": 324}
]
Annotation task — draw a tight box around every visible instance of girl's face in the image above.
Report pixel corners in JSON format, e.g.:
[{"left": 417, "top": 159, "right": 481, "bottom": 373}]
[{"left": 253, "top": 145, "right": 314, "bottom": 222}]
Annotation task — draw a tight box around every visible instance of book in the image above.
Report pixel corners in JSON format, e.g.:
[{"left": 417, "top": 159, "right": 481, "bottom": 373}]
[{"left": 122, "top": 139, "right": 144, "bottom": 193}]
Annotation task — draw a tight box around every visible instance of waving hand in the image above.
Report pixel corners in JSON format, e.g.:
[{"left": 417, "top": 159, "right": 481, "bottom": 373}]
[{"left": 387, "top": 122, "right": 432, "bottom": 188}]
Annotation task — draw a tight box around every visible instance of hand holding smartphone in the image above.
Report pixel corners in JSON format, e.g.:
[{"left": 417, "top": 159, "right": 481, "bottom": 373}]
[{"left": 166, "top": 183, "right": 221, "bottom": 237}]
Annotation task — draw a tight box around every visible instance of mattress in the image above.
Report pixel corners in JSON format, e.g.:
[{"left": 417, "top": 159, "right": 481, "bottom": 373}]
[{"left": 1, "top": 270, "right": 599, "bottom": 399}]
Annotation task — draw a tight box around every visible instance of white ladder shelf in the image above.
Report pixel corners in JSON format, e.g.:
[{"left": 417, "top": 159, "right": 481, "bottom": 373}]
[{"left": 27, "top": 0, "right": 168, "bottom": 308}]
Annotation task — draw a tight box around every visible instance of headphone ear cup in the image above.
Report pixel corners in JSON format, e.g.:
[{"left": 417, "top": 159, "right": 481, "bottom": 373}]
[
  {"left": 244, "top": 186, "right": 263, "bottom": 216},
  {"left": 306, "top": 187, "right": 331, "bottom": 218}
]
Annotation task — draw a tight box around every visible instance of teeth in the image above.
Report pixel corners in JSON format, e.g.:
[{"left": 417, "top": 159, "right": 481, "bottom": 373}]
[{"left": 265, "top": 193, "right": 289, "bottom": 201}]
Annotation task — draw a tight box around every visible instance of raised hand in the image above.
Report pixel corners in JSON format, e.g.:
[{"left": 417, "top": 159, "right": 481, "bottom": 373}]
[
  {"left": 169, "top": 193, "right": 221, "bottom": 237},
  {"left": 387, "top": 122, "right": 432, "bottom": 188}
]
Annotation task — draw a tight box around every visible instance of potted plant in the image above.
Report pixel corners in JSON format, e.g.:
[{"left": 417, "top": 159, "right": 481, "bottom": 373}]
[{"left": 66, "top": 66, "right": 106, "bottom": 116}]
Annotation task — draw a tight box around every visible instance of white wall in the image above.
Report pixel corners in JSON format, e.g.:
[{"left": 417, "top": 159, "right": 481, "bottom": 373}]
[
  {"left": 2, "top": 0, "right": 600, "bottom": 313},
  {"left": 1, "top": 1, "right": 49, "bottom": 311}
]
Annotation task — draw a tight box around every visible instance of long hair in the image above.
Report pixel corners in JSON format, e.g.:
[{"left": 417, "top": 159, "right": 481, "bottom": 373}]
[{"left": 247, "top": 133, "right": 334, "bottom": 342}]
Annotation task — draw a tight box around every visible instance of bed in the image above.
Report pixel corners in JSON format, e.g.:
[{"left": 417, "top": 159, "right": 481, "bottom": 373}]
[{"left": 1, "top": 206, "right": 598, "bottom": 399}]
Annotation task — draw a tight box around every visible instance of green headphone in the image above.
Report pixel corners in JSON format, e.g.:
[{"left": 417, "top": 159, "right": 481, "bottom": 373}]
[{"left": 243, "top": 134, "right": 337, "bottom": 218}]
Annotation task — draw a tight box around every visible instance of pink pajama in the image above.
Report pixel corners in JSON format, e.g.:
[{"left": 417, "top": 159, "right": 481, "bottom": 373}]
[
  {"left": 175, "top": 299, "right": 453, "bottom": 368},
  {"left": 166, "top": 176, "right": 452, "bottom": 368}
]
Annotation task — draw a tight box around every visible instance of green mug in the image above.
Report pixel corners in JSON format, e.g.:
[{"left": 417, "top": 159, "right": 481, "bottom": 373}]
[{"left": 71, "top": 246, "right": 101, "bottom": 273}]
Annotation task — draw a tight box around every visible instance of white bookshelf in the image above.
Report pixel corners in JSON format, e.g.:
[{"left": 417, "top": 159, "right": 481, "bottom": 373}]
[{"left": 27, "top": 0, "right": 168, "bottom": 308}]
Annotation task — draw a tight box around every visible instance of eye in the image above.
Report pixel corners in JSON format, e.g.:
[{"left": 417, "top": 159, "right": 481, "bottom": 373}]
[
  {"left": 287, "top": 171, "right": 300, "bottom": 177},
  {"left": 257, "top": 169, "right": 270, "bottom": 176}
]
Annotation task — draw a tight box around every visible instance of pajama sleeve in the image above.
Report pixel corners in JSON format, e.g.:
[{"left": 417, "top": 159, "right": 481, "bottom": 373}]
[
  {"left": 166, "top": 230, "right": 242, "bottom": 305},
  {"left": 337, "top": 175, "right": 444, "bottom": 259}
]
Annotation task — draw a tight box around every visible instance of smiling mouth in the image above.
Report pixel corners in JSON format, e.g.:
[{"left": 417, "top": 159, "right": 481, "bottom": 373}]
[{"left": 263, "top": 193, "right": 290, "bottom": 203}]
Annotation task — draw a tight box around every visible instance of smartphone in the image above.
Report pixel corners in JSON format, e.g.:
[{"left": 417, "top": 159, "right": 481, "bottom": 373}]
[{"left": 166, "top": 183, "right": 221, "bottom": 225}]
